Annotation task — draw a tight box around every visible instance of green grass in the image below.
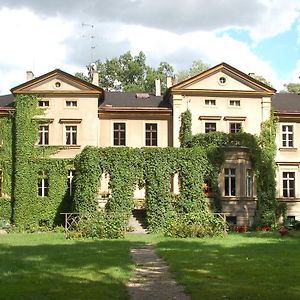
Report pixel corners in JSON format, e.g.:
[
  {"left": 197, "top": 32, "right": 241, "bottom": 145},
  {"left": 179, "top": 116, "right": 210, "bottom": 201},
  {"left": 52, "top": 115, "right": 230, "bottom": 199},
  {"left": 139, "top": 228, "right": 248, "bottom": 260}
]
[
  {"left": 155, "top": 232, "right": 300, "bottom": 300},
  {"left": 1, "top": 232, "right": 300, "bottom": 299},
  {"left": 0, "top": 233, "right": 136, "bottom": 300}
]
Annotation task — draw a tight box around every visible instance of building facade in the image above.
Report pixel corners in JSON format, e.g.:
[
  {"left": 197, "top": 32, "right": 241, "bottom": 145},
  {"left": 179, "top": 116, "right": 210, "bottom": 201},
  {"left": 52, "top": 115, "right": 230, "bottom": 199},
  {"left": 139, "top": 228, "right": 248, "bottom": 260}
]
[{"left": 0, "top": 62, "right": 298, "bottom": 226}]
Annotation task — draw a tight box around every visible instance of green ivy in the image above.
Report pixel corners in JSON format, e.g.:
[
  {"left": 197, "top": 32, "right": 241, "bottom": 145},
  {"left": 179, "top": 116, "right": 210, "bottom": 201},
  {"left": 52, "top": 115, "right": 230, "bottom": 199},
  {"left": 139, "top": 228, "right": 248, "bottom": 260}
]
[
  {"left": 74, "top": 146, "right": 222, "bottom": 236},
  {"left": 13, "top": 94, "right": 73, "bottom": 229},
  {"left": 179, "top": 109, "right": 192, "bottom": 147},
  {"left": 0, "top": 115, "right": 13, "bottom": 220},
  {"left": 183, "top": 111, "right": 279, "bottom": 226}
]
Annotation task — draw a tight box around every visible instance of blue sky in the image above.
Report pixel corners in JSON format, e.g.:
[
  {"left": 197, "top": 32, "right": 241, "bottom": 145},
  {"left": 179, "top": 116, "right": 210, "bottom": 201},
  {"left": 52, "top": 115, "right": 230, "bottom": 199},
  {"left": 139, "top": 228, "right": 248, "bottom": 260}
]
[{"left": 0, "top": 0, "right": 300, "bottom": 94}]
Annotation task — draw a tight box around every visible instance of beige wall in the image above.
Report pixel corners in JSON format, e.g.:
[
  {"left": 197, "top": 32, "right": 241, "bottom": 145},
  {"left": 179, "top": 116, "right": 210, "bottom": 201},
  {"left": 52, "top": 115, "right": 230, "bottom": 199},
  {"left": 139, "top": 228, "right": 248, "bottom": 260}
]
[
  {"left": 37, "top": 95, "right": 100, "bottom": 158},
  {"left": 99, "top": 113, "right": 172, "bottom": 148},
  {"left": 181, "top": 95, "right": 264, "bottom": 135}
]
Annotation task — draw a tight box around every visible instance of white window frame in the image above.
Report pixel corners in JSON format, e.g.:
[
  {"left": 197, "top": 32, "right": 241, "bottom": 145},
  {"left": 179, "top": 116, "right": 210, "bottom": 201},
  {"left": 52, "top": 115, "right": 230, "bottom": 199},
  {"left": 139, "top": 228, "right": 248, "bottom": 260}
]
[
  {"left": 229, "top": 122, "right": 242, "bottom": 133},
  {"left": 65, "top": 125, "right": 77, "bottom": 145},
  {"left": 282, "top": 171, "right": 295, "bottom": 198},
  {"left": 224, "top": 168, "right": 236, "bottom": 196},
  {"left": 67, "top": 170, "right": 75, "bottom": 196},
  {"left": 229, "top": 100, "right": 241, "bottom": 107},
  {"left": 246, "top": 169, "right": 253, "bottom": 197},
  {"left": 39, "top": 125, "right": 49, "bottom": 145},
  {"left": 38, "top": 172, "right": 49, "bottom": 198},
  {"left": 38, "top": 100, "right": 49, "bottom": 107},
  {"left": 281, "top": 124, "right": 294, "bottom": 148},
  {"left": 205, "top": 122, "right": 217, "bottom": 133},
  {"left": 205, "top": 99, "right": 216, "bottom": 106},
  {"left": 66, "top": 100, "right": 78, "bottom": 107}
]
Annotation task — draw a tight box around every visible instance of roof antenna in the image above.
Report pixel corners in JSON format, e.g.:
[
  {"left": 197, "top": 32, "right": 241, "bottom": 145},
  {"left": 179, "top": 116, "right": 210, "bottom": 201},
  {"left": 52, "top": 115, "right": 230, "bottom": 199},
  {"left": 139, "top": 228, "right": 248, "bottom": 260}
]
[{"left": 81, "top": 23, "right": 96, "bottom": 64}]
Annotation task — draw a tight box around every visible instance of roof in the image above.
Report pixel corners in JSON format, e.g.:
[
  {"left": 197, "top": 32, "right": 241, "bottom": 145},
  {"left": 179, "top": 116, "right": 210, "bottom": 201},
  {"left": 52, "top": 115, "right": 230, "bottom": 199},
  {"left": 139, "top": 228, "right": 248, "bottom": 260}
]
[
  {"left": 170, "top": 62, "right": 277, "bottom": 94},
  {"left": 0, "top": 94, "right": 15, "bottom": 108},
  {"left": 272, "top": 93, "right": 300, "bottom": 113},
  {"left": 11, "top": 69, "right": 103, "bottom": 95},
  {"left": 99, "top": 92, "right": 172, "bottom": 110}
]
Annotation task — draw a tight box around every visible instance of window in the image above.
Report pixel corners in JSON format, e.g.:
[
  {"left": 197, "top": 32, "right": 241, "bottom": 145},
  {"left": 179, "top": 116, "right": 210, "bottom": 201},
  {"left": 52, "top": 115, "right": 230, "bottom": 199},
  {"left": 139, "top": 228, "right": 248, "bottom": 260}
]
[
  {"left": 39, "top": 125, "right": 49, "bottom": 145},
  {"left": 229, "top": 100, "right": 240, "bottom": 106},
  {"left": 226, "top": 216, "right": 237, "bottom": 225},
  {"left": 219, "top": 77, "right": 226, "bottom": 84},
  {"left": 205, "top": 99, "right": 216, "bottom": 106},
  {"left": 246, "top": 169, "right": 253, "bottom": 197},
  {"left": 38, "top": 100, "right": 49, "bottom": 107},
  {"left": 229, "top": 122, "right": 242, "bottom": 133},
  {"left": 282, "top": 125, "right": 294, "bottom": 147},
  {"left": 205, "top": 122, "right": 216, "bottom": 133},
  {"left": 67, "top": 170, "right": 75, "bottom": 196},
  {"left": 66, "top": 100, "right": 77, "bottom": 107},
  {"left": 283, "top": 172, "right": 295, "bottom": 198},
  {"left": 38, "top": 171, "right": 49, "bottom": 197},
  {"left": 224, "top": 168, "right": 236, "bottom": 196},
  {"left": 113, "top": 123, "right": 126, "bottom": 146},
  {"left": 145, "top": 123, "right": 158, "bottom": 146},
  {"left": 66, "top": 126, "right": 77, "bottom": 145},
  {"left": 203, "top": 175, "right": 213, "bottom": 197}
]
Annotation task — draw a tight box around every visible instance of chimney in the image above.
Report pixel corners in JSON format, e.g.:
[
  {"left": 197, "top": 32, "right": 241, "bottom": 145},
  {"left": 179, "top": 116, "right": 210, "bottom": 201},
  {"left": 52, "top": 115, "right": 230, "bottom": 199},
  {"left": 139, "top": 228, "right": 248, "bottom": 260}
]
[
  {"left": 26, "top": 71, "right": 34, "bottom": 81},
  {"left": 92, "top": 70, "right": 99, "bottom": 86},
  {"left": 155, "top": 78, "right": 161, "bottom": 96},
  {"left": 167, "top": 76, "right": 173, "bottom": 88}
]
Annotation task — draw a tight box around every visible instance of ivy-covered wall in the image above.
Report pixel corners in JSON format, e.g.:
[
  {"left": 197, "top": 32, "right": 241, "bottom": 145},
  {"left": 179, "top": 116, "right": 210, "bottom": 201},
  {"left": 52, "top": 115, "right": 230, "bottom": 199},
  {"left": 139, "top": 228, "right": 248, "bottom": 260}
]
[
  {"left": 0, "top": 115, "right": 13, "bottom": 220},
  {"left": 12, "top": 95, "right": 73, "bottom": 228},
  {"left": 181, "top": 109, "right": 280, "bottom": 226},
  {"left": 74, "top": 145, "right": 223, "bottom": 235}
]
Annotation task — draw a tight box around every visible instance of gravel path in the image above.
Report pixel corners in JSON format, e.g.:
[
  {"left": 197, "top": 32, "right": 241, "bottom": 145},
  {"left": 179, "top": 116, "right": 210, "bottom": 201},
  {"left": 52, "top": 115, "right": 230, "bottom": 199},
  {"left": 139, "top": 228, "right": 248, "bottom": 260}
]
[{"left": 126, "top": 244, "right": 191, "bottom": 300}]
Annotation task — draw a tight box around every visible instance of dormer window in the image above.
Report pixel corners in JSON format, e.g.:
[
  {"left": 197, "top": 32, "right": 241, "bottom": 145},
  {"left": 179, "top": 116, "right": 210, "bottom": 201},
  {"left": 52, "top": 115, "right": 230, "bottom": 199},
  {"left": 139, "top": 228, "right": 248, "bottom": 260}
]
[{"left": 66, "top": 100, "right": 77, "bottom": 107}]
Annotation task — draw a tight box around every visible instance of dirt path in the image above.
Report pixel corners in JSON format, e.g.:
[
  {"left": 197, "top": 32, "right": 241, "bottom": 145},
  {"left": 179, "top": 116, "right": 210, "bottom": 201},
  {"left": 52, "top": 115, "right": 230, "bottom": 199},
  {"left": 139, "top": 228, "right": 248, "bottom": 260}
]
[{"left": 126, "top": 244, "right": 191, "bottom": 300}]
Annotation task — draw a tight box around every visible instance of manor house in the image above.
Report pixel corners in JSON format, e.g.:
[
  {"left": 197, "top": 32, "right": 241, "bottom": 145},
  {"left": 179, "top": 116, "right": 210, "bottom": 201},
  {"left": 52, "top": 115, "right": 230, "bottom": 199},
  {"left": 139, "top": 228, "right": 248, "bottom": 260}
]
[{"left": 0, "top": 62, "right": 299, "bottom": 226}]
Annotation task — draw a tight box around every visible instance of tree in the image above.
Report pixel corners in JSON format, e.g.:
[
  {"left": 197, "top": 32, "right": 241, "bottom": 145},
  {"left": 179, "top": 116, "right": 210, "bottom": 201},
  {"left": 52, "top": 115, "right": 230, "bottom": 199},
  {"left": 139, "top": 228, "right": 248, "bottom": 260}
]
[
  {"left": 76, "top": 51, "right": 174, "bottom": 93},
  {"left": 286, "top": 83, "right": 300, "bottom": 93},
  {"left": 177, "top": 59, "right": 210, "bottom": 82},
  {"left": 248, "top": 74, "right": 273, "bottom": 88}
]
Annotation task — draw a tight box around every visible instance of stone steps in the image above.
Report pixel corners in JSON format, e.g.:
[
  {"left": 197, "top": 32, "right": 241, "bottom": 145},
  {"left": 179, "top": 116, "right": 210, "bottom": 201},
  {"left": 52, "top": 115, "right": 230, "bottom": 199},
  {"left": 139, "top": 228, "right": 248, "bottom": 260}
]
[{"left": 127, "top": 209, "right": 148, "bottom": 234}]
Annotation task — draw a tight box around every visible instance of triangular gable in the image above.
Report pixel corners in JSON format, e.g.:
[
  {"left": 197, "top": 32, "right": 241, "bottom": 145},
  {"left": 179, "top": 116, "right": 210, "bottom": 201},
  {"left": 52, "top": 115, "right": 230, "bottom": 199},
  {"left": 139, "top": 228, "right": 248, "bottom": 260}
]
[
  {"left": 11, "top": 69, "right": 103, "bottom": 95},
  {"left": 171, "top": 62, "right": 276, "bottom": 95}
]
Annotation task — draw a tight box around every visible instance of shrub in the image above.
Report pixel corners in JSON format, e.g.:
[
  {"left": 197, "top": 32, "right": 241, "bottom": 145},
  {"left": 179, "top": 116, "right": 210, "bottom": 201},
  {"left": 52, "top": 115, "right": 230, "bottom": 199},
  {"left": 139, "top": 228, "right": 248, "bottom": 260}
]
[
  {"left": 71, "top": 211, "right": 126, "bottom": 239},
  {"left": 164, "top": 211, "right": 225, "bottom": 238}
]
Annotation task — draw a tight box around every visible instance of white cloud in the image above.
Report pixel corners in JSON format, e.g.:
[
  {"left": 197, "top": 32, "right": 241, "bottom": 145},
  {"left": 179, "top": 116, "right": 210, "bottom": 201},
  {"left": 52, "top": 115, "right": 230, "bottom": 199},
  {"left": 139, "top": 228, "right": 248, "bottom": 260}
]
[
  {"left": 248, "top": 0, "right": 300, "bottom": 43},
  {"left": 0, "top": 7, "right": 75, "bottom": 94}
]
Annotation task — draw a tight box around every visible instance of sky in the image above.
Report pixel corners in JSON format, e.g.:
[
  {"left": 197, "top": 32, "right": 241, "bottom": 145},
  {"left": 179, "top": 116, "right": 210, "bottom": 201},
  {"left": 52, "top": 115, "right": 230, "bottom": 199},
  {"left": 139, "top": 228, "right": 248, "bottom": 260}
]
[{"left": 1, "top": 0, "right": 300, "bottom": 94}]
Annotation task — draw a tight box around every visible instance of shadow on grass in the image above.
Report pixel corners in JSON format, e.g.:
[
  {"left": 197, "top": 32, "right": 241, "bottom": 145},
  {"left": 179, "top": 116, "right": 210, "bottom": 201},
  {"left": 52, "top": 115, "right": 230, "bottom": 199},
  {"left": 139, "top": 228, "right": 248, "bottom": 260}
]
[
  {"left": 156, "top": 234, "right": 300, "bottom": 300},
  {"left": 0, "top": 235, "right": 145, "bottom": 300}
]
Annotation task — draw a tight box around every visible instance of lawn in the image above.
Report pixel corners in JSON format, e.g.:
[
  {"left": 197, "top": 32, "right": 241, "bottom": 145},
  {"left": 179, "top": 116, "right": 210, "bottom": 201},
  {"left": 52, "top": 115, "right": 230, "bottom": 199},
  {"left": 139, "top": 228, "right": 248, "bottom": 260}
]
[
  {"left": 1, "top": 232, "right": 300, "bottom": 299},
  {"left": 0, "top": 233, "right": 137, "bottom": 300}
]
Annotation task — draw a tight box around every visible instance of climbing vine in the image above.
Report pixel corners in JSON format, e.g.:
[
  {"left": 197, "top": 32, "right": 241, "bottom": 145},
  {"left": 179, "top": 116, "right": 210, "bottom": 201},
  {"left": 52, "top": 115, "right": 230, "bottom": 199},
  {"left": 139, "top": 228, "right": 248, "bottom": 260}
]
[
  {"left": 182, "top": 110, "right": 279, "bottom": 226},
  {"left": 0, "top": 115, "right": 13, "bottom": 221},
  {"left": 74, "top": 146, "right": 224, "bottom": 237},
  {"left": 13, "top": 94, "right": 73, "bottom": 229},
  {"left": 179, "top": 109, "right": 192, "bottom": 147}
]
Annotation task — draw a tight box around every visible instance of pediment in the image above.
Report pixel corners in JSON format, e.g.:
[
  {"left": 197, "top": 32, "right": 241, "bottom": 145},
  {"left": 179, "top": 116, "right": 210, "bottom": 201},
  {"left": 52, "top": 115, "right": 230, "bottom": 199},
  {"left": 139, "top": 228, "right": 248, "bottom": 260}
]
[
  {"left": 171, "top": 63, "right": 276, "bottom": 95},
  {"left": 11, "top": 69, "right": 103, "bottom": 95}
]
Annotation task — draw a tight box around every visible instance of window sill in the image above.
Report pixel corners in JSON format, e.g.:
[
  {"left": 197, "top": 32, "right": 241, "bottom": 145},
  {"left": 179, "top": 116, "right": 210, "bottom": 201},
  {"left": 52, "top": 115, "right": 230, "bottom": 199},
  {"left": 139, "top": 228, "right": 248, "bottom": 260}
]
[
  {"left": 35, "top": 145, "right": 81, "bottom": 149},
  {"left": 64, "top": 145, "right": 81, "bottom": 149},
  {"left": 279, "top": 147, "right": 297, "bottom": 152}
]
